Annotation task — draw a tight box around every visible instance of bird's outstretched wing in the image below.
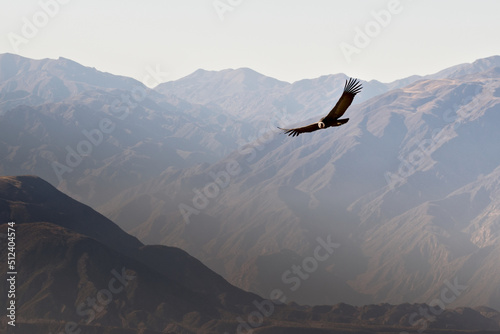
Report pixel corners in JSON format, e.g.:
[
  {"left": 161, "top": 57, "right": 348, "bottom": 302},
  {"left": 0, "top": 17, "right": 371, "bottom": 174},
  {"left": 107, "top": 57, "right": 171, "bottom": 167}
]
[
  {"left": 323, "top": 78, "right": 362, "bottom": 121},
  {"left": 278, "top": 122, "right": 321, "bottom": 137}
]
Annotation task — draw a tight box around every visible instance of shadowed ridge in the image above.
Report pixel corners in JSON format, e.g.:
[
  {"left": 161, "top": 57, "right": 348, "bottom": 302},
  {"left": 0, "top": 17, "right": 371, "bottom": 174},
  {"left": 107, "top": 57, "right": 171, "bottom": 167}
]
[{"left": 0, "top": 175, "right": 144, "bottom": 254}]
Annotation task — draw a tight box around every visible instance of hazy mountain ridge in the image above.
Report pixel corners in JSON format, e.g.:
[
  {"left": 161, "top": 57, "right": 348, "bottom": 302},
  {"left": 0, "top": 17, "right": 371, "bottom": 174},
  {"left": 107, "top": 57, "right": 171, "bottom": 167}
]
[
  {"left": 1, "top": 175, "right": 499, "bottom": 334},
  {"left": 154, "top": 56, "right": 500, "bottom": 129},
  {"left": 107, "top": 60, "right": 500, "bottom": 309},
  {"left": 0, "top": 54, "right": 253, "bottom": 208},
  {"left": 0, "top": 175, "right": 262, "bottom": 333},
  {"left": 155, "top": 68, "right": 390, "bottom": 130},
  {"left": 0, "top": 53, "right": 144, "bottom": 110},
  {"left": 2, "top": 53, "right": 500, "bottom": 311}
]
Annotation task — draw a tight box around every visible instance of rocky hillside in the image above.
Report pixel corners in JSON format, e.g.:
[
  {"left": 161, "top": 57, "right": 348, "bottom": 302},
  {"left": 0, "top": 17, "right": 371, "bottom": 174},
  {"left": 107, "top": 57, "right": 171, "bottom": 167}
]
[
  {"left": 108, "top": 60, "right": 500, "bottom": 309},
  {"left": 1, "top": 175, "right": 499, "bottom": 334},
  {"left": 2, "top": 53, "right": 500, "bottom": 310}
]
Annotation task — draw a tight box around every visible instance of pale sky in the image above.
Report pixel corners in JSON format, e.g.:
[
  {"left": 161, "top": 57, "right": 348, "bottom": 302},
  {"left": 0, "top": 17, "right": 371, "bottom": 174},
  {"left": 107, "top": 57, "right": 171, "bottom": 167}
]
[{"left": 1, "top": 0, "right": 500, "bottom": 86}]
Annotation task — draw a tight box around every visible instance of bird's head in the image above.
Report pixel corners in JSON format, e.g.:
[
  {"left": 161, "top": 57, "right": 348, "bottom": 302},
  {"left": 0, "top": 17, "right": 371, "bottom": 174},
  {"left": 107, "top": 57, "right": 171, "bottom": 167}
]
[{"left": 318, "top": 121, "right": 326, "bottom": 129}]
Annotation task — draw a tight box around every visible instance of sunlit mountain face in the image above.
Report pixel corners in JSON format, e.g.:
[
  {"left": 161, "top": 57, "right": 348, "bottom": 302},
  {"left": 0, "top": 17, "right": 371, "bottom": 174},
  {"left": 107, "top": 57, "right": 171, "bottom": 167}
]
[{"left": 1, "top": 54, "right": 500, "bottom": 333}]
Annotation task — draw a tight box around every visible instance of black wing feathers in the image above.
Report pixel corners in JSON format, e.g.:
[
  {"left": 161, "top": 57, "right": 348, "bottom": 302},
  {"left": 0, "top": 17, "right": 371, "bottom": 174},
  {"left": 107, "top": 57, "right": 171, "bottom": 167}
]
[
  {"left": 279, "top": 77, "right": 362, "bottom": 137},
  {"left": 323, "top": 78, "right": 362, "bottom": 121},
  {"left": 278, "top": 123, "right": 320, "bottom": 137}
]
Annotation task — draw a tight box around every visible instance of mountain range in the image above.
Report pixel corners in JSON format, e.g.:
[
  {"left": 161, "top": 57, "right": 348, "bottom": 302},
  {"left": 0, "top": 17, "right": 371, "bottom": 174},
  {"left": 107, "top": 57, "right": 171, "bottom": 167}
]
[
  {"left": 1, "top": 175, "right": 499, "bottom": 333},
  {"left": 1, "top": 53, "right": 500, "bottom": 331},
  {"left": 110, "top": 56, "right": 500, "bottom": 308}
]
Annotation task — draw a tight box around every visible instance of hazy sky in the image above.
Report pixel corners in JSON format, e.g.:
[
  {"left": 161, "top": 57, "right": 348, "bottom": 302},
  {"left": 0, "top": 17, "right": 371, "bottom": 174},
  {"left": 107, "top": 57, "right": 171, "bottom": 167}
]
[{"left": 1, "top": 0, "right": 500, "bottom": 86}]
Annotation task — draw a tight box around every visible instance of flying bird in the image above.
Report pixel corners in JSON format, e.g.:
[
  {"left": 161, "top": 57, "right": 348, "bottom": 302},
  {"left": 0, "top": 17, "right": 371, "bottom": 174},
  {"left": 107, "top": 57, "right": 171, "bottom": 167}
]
[{"left": 279, "top": 78, "right": 362, "bottom": 137}]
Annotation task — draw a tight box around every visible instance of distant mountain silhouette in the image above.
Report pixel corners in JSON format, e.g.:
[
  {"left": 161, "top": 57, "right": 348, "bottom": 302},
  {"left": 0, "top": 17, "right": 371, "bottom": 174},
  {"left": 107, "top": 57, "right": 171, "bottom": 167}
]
[
  {"left": 2, "top": 53, "right": 500, "bottom": 313},
  {"left": 0, "top": 54, "right": 246, "bottom": 208},
  {"left": 0, "top": 53, "right": 144, "bottom": 110},
  {"left": 1, "top": 175, "right": 499, "bottom": 333},
  {"left": 0, "top": 175, "right": 261, "bottom": 333},
  {"left": 109, "top": 58, "right": 500, "bottom": 309}
]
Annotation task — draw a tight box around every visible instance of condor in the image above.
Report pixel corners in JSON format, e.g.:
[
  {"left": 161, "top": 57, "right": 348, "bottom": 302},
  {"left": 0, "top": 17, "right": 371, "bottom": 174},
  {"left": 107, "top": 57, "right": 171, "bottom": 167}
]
[{"left": 279, "top": 78, "right": 362, "bottom": 137}]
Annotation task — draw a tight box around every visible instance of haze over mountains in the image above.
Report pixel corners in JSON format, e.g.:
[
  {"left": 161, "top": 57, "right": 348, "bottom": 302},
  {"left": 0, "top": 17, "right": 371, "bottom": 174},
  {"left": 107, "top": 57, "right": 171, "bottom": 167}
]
[
  {"left": 0, "top": 175, "right": 262, "bottom": 333},
  {"left": 1, "top": 52, "right": 500, "bottom": 328},
  {"left": 2, "top": 175, "right": 499, "bottom": 333},
  {"left": 117, "top": 55, "right": 500, "bottom": 309}
]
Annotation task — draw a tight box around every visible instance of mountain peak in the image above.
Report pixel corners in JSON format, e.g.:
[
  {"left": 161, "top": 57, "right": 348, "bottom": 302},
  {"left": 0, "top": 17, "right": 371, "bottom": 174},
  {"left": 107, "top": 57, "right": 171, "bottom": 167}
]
[
  {"left": 155, "top": 66, "right": 288, "bottom": 105},
  {"left": 0, "top": 175, "right": 143, "bottom": 253},
  {"left": 0, "top": 53, "right": 145, "bottom": 108},
  {"left": 426, "top": 55, "right": 500, "bottom": 80},
  {"left": 172, "top": 66, "right": 287, "bottom": 86},
  {"left": 472, "top": 55, "right": 500, "bottom": 68}
]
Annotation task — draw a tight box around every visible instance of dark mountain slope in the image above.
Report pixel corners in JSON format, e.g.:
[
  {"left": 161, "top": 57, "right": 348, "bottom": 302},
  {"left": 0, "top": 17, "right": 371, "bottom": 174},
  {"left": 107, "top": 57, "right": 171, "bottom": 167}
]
[
  {"left": 0, "top": 177, "right": 499, "bottom": 333},
  {"left": 2, "top": 53, "right": 500, "bottom": 312},
  {"left": 0, "top": 175, "right": 260, "bottom": 309},
  {"left": 0, "top": 175, "right": 142, "bottom": 253},
  {"left": 0, "top": 222, "right": 222, "bottom": 332}
]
